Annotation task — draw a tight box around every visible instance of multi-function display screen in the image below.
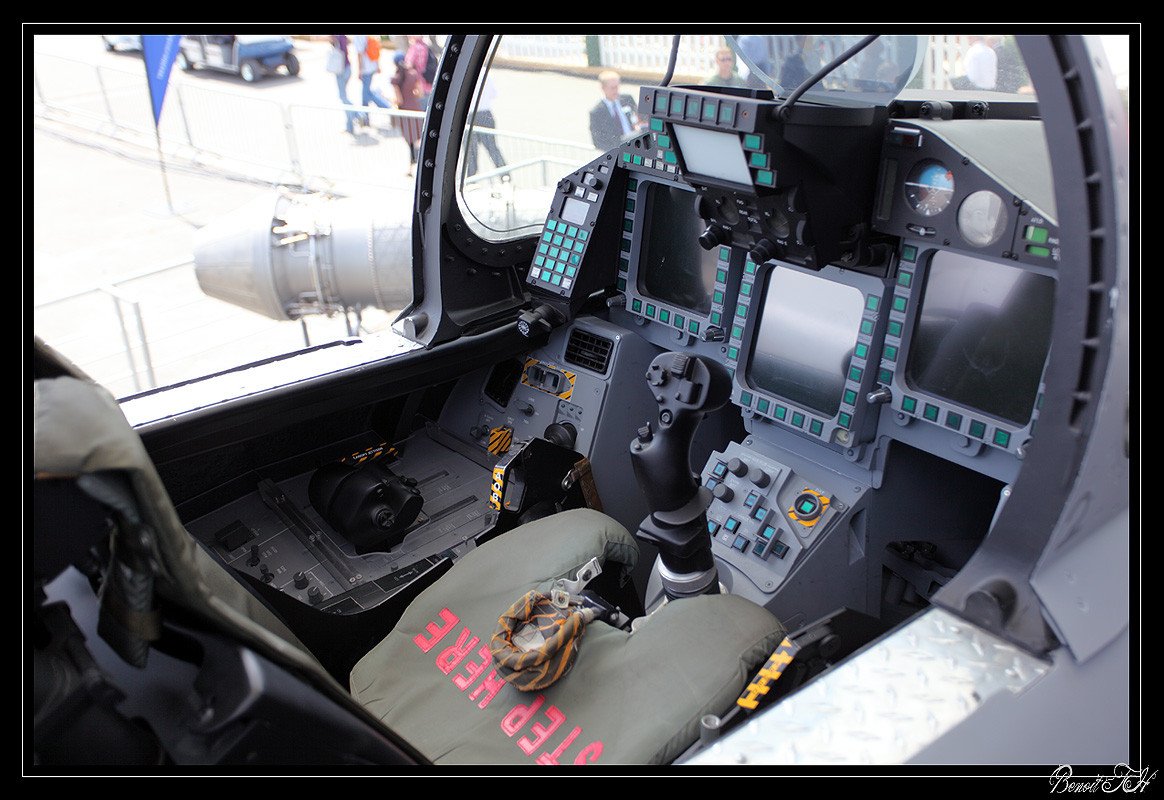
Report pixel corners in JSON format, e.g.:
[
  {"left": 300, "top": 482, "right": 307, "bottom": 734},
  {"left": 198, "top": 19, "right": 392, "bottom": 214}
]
[{"left": 636, "top": 182, "right": 719, "bottom": 316}]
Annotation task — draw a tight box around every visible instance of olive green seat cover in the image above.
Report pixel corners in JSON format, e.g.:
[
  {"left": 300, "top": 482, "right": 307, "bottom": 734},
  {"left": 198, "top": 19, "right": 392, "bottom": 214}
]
[{"left": 351, "top": 509, "right": 785, "bottom": 765}]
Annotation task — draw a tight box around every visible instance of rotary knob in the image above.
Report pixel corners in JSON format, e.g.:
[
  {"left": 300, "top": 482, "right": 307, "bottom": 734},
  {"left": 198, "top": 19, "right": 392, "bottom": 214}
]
[
  {"left": 747, "top": 466, "right": 771, "bottom": 488},
  {"left": 727, "top": 457, "right": 749, "bottom": 477},
  {"left": 294, "top": 571, "right": 309, "bottom": 589},
  {"left": 712, "top": 483, "right": 735, "bottom": 503},
  {"left": 308, "top": 586, "right": 323, "bottom": 606}
]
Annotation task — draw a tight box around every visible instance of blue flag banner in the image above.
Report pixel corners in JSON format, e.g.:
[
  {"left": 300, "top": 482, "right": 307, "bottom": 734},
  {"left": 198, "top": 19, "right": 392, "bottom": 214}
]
[{"left": 141, "top": 35, "right": 182, "bottom": 126}]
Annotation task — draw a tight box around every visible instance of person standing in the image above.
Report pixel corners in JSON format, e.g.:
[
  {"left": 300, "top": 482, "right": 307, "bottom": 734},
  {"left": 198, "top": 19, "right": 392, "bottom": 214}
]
[
  {"left": 327, "top": 35, "right": 360, "bottom": 136},
  {"left": 704, "top": 48, "right": 746, "bottom": 88},
  {"left": 588, "top": 70, "right": 640, "bottom": 152},
  {"left": 404, "top": 36, "right": 434, "bottom": 108},
  {"left": 466, "top": 76, "right": 506, "bottom": 177},
  {"left": 390, "top": 52, "right": 425, "bottom": 176},
  {"left": 352, "top": 34, "right": 391, "bottom": 122},
  {"left": 964, "top": 35, "right": 998, "bottom": 90}
]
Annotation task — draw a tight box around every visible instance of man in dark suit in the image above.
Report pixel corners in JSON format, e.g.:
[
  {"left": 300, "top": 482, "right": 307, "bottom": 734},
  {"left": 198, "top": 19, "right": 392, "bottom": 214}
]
[{"left": 589, "top": 70, "right": 641, "bottom": 151}]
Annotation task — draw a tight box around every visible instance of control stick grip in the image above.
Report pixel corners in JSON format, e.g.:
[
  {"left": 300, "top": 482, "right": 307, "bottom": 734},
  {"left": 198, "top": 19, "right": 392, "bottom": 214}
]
[{"left": 630, "top": 353, "right": 732, "bottom": 514}]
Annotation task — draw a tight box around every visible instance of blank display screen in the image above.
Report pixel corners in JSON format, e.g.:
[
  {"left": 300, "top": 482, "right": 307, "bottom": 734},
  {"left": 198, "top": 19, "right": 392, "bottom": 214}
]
[
  {"left": 637, "top": 182, "right": 718, "bottom": 316},
  {"left": 906, "top": 251, "right": 1054, "bottom": 424},
  {"left": 747, "top": 268, "right": 865, "bottom": 417},
  {"left": 672, "top": 124, "right": 753, "bottom": 186}
]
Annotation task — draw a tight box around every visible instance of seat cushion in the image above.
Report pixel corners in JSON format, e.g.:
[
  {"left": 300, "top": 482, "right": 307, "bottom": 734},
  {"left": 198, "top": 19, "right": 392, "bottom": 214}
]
[{"left": 351, "top": 508, "right": 784, "bottom": 765}]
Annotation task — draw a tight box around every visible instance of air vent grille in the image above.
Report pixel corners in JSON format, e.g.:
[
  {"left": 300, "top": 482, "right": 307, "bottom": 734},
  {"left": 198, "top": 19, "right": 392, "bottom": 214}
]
[{"left": 563, "top": 328, "right": 614, "bottom": 375}]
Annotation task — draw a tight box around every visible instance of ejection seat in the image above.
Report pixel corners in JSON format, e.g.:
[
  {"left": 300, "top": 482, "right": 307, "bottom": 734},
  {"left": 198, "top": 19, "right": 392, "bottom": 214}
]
[{"left": 33, "top": 366, "right": 784, "bottom": 766}]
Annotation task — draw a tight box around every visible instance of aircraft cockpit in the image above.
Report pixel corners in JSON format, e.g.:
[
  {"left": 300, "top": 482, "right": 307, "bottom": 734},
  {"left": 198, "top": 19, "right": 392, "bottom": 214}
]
[{"left": 31, "top": 32, "right": 1131, "bottom": 769}]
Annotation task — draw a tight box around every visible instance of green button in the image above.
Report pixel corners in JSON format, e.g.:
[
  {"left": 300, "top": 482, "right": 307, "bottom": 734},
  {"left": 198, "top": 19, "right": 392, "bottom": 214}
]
[
  {"left": 888, "top": 320, "right": 902, "bottom": 337},
  {"left": 878, "top": 368, "right": 893, "bottom": 384},
  {"left": 713, "top": 290, "right": 724, "bottom": 304},
  {"left": 1024, "top": 225, "right": 1049, "bottom": 244},
  {"left": 655, "top": 95, "right": 668, "bottom": 113},
  {"left": 993, "top": 429, "right": 1011, "bottom": 447},
  {"left": 549, "top": 247, "right": 560, "bottom": 258},
  {"left": 791, "top": 412, "right": 805, "bottom": 428},
  {"left": 719, "top": 104, "right": 734, "bottom": 124},
  {"left": 542, "top": 231, "right": 553, "bottom": 242},
  {"left": 566, "top": 266, "right": 577, "bottom": 277},
  {"left": 717, "top": 246, "right": 729, "bottom": 261},
  {"left": 627, "top": 179, "right": 637, "bottom": 191},
  {"left": 732, "top": 325, "right": 744, "bottom": 339},
  {"left": 670, "top": 96, "right": 684, "bottom": 115},
  {"left": 865, "top": 295, "right": 880, "bottom": 311},
  {"left": 744, "top": 133, "right": 762, "bottom": 150},
  {"left": 645, "top": 304, "right": 656, "bottom": 318},
  {"left": 534, "top": 255, "right": 545, "bottom": 267},
  {"left": 578, "top": 230, "right": 589, "bottom": 241},
  {"left": 552, "top": 234, "right": 563, "bottom": 246},
  {"left": 622, "top": 153, "right": 632, "bottom": 163},
  {"left": 617, "top": 277, "right": 626, "bottom": 291},
  {"left": 538, "top": 243, "right": 549, "bottom": 255},
  {"left": 657, "top": 134, "right": 671, "bottom": 148},
  {"left": 710, "top": 311, "right": 721, "bottom": 325},
  {"left": 843, "top": 389, "right": 857, "bottom": 406},
  {"left": 969, "top": 420, "right": 987, "bottom": 439},
  {"left": 541, "top": 269, "right": 552, "bottom": 281},
  {"left": 810, "top": 419, "right": 823, "bottom": 436},
  {"left": 740, "top": 283, "right": 752, "bottom": 296},
  {"left": 897, "top": 271, "right": 913, "bottom": 287},
  {"left": 620, "top": 239, "right": 632, "bottom": 253},
  {"left": 650, "top": 116, "right": 665, "bottom": 130},
  {"left": 1037, "top": 393, "right": 1045, "bottom": 410},
  {"left": 901, "top": 244, "right": 917, "bottom": 262},
  {"left": 758, "top": 398, "right": 770, "bottom": 413},
  {"left": 686, "top": 97, "right": 701, "bottom": 117},
  {"left": 555, "top": 262, "right": 565, "bottom": 274},
  {"left": 573, "top": 242, "right": 584, "bottom": 253},
  {"left": 736, "top": 303, "right": 748, "bottom": 317},
  {"left": 860, "top": 319, "right": 874, "bottom": 335},
  {"left": 744, "top": 260, "right": 756, "bottom": 274},
  {"left": 848, "top": 366, "right": 863, "bottom": 383},
  {"left": 756, "top": 170, "right": 774, "bottom": 186},
  {"left": 902, "top": 396, "right": 917, "bottom": 413},
  {"left": 664, "top": 151, "right": 678, "bottom": 165},
  {"left": 838, "top": 412, "right": 852, "bottom": 429},
  {"left": 551, "top": 274, "right": 562, "bottom": 286},
  {"left": 547, "top": 220, "right": 559, "bottom": 232},
  {"left": 717, "top": 269, "right": 728, "bottom": 282},
  {"left": 570, "top": 254, "right": 581, "bottom": 265},
  {"left": 892, "top": 296, "right": 908, "bottom": 313},
  {"left": 749, "top": 152, "right": 769, "bottom": 169},
  {"left": 625, "top": 200, "right": 635, "bottom": 213},
  {"left": 688, "top": 320, "right": 700, "bottom": 334},
  {"left": 622, "top": 219, "right": 633, "bottom": 233},
  {"left": 656, "top": 308, "right": 669, "bottom": 324},
  {"left": 855, "top": 343, "right": 868, "bottom": 359},
  {"left": 923, "top": 403, "right": 939, "bottom": 422},
  {"left": 674, "top": 314, "right": 685, "bottom": 329},
  {"left": 1026, "top": 245, "right": 1051, "bottom": 257},
  {"left": 631, "top": 298, "right": 642, "bottom": 312},
  {"left": 566, "top": 225, "right": 578, "bottom": 237},
  {"left": 728, "top": 346, "right": 739, "bottom": 360},
  {"left": 775, "top": 405, "right": 787, "bottom": 420},
  {"left": 633, "top": 155, "right": 644, "bottom": 166},
  {"left": 884, "top": 345, "right": 898, "bottom": 362},
  {"left": 703, "top": 101, "right": 717, "bottom": 121},
  {"left": 740, "top": 391, "right": 753, "bottom": 407},
  {"left": 945, "top": 411, "right": 963, "bottom": 430}
]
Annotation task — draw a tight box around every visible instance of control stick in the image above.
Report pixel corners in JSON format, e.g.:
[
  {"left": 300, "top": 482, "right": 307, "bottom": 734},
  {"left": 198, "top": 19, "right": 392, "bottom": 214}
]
[{"left": 630, "top": 353, "right": 733, "bottom": 599}]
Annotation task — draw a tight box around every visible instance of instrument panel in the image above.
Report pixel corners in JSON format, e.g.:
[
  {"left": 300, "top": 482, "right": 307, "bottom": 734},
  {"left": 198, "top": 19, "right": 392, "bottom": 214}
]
[{"left": 604, "top": 89, "right": 1056, "bottom": 474}]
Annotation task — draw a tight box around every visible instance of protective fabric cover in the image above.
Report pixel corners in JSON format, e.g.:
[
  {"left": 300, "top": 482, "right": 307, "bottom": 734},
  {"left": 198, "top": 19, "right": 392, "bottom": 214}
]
[
  {"left": 351, "top": 509, "right": 785, "bottom": 765},
  {"left": 490, "top": 590, "right": 598, "bottom": 691},
  {"left": 32, "top": 377, "right": 330, "bottom": 680}
]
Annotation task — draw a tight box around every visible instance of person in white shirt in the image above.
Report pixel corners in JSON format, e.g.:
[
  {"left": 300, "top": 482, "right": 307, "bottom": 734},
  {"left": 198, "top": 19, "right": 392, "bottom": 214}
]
[{"left": 965, "top": 35, "right": 998, "bottom": 90}]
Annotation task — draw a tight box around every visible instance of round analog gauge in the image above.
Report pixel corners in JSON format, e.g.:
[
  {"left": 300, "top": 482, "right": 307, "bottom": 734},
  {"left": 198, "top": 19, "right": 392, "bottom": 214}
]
[
  {"left": 957, "top": 190, "right": 1009, "bottom": 247},
  {"left": 904, "top": 160, "right": 956, "bottom": 217}
]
